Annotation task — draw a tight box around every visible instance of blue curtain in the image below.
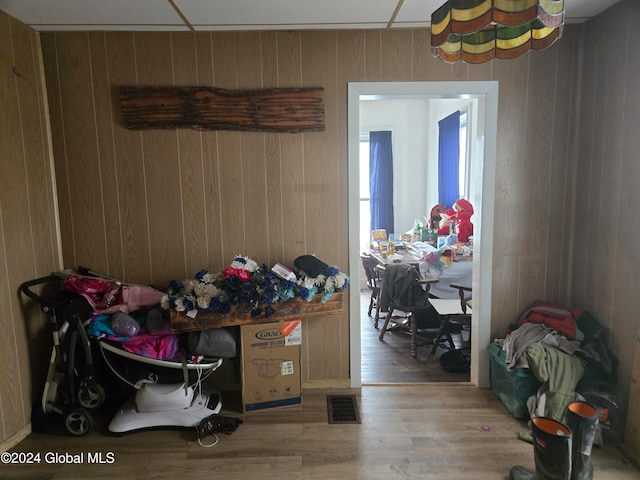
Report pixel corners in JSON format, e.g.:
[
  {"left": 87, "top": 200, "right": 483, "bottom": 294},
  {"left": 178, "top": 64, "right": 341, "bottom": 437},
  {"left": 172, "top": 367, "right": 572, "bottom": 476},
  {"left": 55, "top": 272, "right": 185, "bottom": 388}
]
[
  {"left": 438, "top": 111, "right": 461, "bottom": 209},
  {"left": 369, "top": 131, "right": 394, "bottom": 234}
]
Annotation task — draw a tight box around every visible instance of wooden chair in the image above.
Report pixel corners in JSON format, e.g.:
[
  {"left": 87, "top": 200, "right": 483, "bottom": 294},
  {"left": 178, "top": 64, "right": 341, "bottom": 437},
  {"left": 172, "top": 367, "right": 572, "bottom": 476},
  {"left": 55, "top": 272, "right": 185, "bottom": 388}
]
[
  {"left": 360, "top": 253, "right": 381, "bottom": 324},
  {"left": 372, "top": 264, "right": 387, "bottom": 328},
  {"left": 429, "top": 284, "right": 472, "bottom": 354},
  {"left": 377, "top": 263, "right": 440, "bottom": 358},
  {"left": 370, "top": 229, "right": 388, "bottom": 241}
]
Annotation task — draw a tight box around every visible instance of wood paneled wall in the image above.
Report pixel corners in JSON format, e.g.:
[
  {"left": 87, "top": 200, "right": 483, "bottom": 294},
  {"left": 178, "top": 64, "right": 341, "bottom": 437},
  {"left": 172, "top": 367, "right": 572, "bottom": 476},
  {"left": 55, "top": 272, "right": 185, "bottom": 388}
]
[
  {"left": 40, "top": 30, "right": 354, "bottom": 386},
  {"left": 0, "top": 11, "right": 62, "bottom": 446},
  {"left": 575, "top": 1, "right": 640, "bottom": 463},
  {"left": 39, "top": 27, "right": 583, "bottom": 391}
]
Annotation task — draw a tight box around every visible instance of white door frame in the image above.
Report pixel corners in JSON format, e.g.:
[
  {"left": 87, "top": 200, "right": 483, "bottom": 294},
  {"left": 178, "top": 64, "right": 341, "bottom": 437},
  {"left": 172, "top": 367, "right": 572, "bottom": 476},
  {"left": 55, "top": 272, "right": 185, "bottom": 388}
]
[{"left": 347, "top": 81, "right": 499, "bottom": 388}]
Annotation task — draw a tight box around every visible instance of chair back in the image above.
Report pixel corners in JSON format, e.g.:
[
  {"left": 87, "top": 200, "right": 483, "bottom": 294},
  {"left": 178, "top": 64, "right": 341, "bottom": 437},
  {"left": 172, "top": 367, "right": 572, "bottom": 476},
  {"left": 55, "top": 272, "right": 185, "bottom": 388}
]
[
  {"left": 360, "top": 254, "right": 380, "bottom": 290},
  {"left": 371, "top": 229, "right": 388, "bottom": 241},
  {"left": 450, "top": 283, "right": 472, "bottom": 314},
  {"left": 379, "top": 263, "right": 424, "bottom": 310}
]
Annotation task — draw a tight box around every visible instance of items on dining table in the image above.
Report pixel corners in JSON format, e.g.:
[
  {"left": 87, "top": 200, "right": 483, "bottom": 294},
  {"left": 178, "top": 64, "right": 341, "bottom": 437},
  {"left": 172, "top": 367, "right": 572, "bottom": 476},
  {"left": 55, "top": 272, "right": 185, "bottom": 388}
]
[
  {"left": 374, "top": 240, "right": 396, "bottom": 259},
  {"left": 398, "top": 218, "right": 437, "bottom": 246},
  {"left": 405, "top": 236, "right": 471, "bottom": 271}
]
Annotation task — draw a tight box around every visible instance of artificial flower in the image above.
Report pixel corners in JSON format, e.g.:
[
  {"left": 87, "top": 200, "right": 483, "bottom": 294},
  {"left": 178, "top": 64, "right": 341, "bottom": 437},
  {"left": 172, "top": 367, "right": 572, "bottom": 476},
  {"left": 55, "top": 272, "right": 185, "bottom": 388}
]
[{"left": 167, "top": 255, "right": 349, "bottom": 318}]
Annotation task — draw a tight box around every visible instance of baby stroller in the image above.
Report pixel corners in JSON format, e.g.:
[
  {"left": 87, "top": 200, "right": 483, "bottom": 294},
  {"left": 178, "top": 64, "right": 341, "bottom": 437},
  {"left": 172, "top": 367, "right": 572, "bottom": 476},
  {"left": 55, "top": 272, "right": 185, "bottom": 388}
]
[
  {"left": 62, "top": 268, "right": 227, "bottom": 435},
  {"left": 20, "top": 274, "right": 106, "bottom": 436}
]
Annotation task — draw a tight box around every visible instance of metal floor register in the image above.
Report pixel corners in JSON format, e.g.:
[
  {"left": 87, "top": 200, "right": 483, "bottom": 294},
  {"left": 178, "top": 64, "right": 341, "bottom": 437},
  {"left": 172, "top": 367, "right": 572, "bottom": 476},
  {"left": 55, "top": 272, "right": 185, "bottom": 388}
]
[{"left": 326, "top": 395, "right": 361, "bottom": 424}]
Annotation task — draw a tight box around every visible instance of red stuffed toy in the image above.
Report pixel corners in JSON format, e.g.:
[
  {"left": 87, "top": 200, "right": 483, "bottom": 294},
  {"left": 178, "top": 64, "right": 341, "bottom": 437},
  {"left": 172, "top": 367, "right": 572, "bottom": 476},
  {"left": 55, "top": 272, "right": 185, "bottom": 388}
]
[{"left": 452, "top": 198, "right": 474, "bottom": 242}]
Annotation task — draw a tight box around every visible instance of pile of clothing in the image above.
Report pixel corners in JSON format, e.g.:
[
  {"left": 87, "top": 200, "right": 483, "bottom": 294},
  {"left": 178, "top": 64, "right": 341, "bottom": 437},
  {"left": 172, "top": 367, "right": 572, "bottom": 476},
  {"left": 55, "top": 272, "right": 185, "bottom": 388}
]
[{"left": 499, "top": 300, "right": 617, "bottom": 422}]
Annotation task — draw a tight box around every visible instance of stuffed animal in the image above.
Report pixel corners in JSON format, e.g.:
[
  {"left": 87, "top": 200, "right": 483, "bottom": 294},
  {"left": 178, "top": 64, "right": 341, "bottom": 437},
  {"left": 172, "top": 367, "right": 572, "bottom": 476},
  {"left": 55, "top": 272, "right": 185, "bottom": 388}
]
[
  {"left": 438, "top": 208, "right": 455, "bottom": 236},
  {"left": 429, "top": 204, "right": 446, "bottom": 230},
  {"left": 453, "top": 198, "right": 474, "bottom": 242}
]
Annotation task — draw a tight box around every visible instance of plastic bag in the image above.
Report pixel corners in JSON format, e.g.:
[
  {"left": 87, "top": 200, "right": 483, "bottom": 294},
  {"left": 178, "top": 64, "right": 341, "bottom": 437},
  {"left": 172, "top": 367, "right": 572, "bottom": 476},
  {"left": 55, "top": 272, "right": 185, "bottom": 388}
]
[{"left": 580, "top": 390, "right": 623, "bottom": 446}]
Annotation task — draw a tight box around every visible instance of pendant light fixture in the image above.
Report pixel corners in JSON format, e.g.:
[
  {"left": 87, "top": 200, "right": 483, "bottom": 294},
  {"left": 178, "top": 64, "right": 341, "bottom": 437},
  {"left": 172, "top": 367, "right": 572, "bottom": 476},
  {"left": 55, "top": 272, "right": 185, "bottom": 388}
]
[{"left": 431, "top": 0, "right": 565, "bottom": 64}]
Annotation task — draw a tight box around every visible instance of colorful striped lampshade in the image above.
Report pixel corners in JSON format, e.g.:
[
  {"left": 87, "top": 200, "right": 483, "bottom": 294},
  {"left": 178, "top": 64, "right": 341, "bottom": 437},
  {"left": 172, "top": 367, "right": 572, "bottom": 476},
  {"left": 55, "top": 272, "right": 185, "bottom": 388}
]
[{"left": 431, "top": 0, "right": 564, "bottom": 64}]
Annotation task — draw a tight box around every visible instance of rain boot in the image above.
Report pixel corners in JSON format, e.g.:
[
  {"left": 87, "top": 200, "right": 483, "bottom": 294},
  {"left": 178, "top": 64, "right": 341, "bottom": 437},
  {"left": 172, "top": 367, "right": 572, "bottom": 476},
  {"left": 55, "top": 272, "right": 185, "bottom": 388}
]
[
  {"left": 566, "top": 401, "right": 598, "bottom": 480},
  {"left": 510, "top": 417, "right": 572, "bottom": 480}
]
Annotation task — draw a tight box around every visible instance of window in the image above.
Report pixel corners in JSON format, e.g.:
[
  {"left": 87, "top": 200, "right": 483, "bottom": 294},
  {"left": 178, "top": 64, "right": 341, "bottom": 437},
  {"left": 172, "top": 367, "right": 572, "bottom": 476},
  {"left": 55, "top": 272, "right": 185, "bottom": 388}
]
[{"left": 359, "top": 135, "right": 371, "bottom": 250}]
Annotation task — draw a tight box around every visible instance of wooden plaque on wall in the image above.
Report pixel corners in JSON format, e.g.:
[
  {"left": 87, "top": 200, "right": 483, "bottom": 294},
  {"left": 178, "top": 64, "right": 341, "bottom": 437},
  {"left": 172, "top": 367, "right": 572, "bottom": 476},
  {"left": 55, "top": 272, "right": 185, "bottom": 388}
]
[{"left": 119, "top": 85, "right": 325, "bottom": 133}]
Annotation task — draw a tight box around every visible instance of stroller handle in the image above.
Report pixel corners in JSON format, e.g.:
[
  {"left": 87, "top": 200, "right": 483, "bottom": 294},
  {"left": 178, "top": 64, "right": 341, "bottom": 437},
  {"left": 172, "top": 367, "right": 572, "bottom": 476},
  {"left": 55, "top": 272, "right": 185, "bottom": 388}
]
[{"left": 19, "top": 274, "right": 66, "bottom": 307}]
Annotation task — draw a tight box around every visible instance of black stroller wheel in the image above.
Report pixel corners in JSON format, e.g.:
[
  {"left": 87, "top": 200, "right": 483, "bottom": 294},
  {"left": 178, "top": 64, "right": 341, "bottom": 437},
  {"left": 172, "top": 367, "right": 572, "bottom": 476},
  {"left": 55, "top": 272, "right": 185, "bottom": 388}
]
[
  {"left": 65, "top": 407, "right": 93, "bottom": 436},
  {"left": 78, "top": 381, "right": 106, "bottom": 411}
]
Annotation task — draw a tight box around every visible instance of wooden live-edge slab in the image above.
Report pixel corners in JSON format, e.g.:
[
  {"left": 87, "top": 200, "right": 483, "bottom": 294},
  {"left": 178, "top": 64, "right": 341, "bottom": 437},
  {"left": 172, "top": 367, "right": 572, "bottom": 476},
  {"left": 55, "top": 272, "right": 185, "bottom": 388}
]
[
  {"left": 170, "top": 291, "right": 343, "bottom": 333},
  {"left": 119, "top": 85, "right": 325, "bottom": 133}
]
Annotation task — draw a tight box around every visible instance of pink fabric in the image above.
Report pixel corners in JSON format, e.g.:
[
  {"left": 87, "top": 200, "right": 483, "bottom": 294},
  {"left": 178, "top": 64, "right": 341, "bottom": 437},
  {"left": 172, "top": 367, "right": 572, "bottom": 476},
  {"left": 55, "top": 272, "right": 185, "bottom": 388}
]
[
  {"left": 121, "top": 333, "right": 181, "bottom": 361},
  {"left": 63, "top": 275, "right": 114, "bottom": 309},
  {"left": 63, "top": 275, "right": 165, "bottom": 314},
  {"left": 121, "top": 285, "right": 166, "bottom": 312}
]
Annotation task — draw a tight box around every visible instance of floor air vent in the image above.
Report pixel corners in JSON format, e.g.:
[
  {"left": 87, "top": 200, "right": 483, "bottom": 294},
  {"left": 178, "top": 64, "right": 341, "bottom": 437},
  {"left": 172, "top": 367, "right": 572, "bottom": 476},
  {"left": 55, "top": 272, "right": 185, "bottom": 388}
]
[{"left": 327, "top": 395, "right": 361, "bottom": 424}]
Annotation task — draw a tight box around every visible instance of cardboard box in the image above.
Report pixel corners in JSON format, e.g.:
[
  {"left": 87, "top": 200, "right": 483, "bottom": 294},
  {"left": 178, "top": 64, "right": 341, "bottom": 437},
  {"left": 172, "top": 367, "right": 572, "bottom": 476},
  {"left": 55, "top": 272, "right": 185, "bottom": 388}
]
[{"left": 241, "top": 320, "right": 302, "bottom": 412}]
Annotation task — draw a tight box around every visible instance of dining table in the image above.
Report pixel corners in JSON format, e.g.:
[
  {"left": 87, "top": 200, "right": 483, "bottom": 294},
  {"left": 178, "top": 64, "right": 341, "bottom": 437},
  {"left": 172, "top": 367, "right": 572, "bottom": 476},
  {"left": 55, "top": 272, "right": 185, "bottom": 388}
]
[
  {"left": 369, "top": 243, "right": 472, "bottom": 300},
  {"left": 424, "top": 259, "right": 472, "bottom": 299}
]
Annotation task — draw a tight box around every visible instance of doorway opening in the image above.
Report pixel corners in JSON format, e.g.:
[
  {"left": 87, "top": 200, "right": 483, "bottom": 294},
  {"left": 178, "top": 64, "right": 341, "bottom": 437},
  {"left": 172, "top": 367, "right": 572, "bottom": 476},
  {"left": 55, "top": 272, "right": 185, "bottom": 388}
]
[
  {"left": 358, "top": 102, "right": 473, "bottom": 383},
  {"left": 347, "top": 81, "right": 499, "bottom": 388}
]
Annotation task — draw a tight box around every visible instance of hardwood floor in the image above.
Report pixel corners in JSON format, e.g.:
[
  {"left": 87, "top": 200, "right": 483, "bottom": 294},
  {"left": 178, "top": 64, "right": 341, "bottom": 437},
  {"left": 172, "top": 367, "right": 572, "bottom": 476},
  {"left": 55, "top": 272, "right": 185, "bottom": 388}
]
[
  {"left": 5, "top": 386, "right": 638, "bottom": 479},
  {"left": 360, "top": 291, "right": 470, "bottom": 384}
]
